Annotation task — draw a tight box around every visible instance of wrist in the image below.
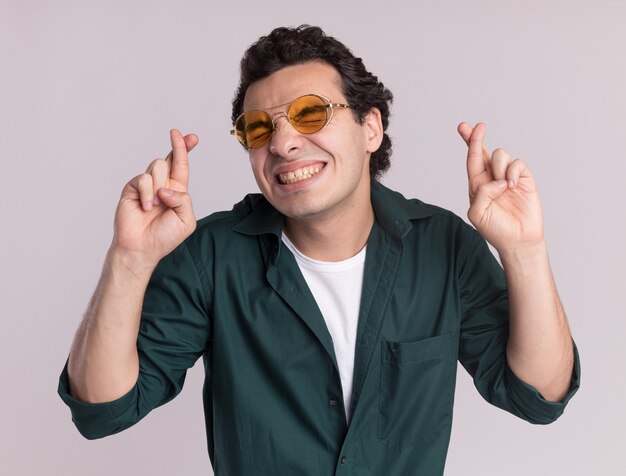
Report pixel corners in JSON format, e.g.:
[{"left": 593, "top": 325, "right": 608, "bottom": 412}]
[
  {"left": 497, "top": 240, "right": 550, "bottom": 276},
  {"left": 106, "top": 245, "right": 160, "bottom": 281}
]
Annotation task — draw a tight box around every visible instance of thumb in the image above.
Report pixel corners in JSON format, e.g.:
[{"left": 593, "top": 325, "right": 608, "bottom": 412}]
[
  {"left": 471, "top": 179, "right": 507, "bottom": 210},
  {"left": 157, "top": 188, "right": 196, "bottom": 228}
]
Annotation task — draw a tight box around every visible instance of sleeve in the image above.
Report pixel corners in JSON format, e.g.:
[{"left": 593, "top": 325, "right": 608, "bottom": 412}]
[
  {"left": 456, "top": 223, "right": 580, "bottom": 424},
  {"left": 58, "top": 238, "right": 212, "bottom": 439}
]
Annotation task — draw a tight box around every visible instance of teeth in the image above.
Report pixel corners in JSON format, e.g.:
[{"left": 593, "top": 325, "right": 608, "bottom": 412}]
[{"left": 279, "top": 165, "right": 322, "bottom": 184}]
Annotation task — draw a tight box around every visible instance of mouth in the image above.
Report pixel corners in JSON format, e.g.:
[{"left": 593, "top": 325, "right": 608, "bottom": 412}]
[{"left": 276, "top": 164, "right": 325, "bottom": 185}]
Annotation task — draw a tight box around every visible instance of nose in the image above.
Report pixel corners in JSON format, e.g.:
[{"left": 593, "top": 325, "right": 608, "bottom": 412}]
[{"left": 268, "top": 113, "right": 305, "bottom": 158}]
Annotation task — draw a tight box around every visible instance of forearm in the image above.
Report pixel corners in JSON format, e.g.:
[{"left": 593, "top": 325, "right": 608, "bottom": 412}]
[
  {"left": 67, "top": 247, "right": 157, "bottom": 403},
  {"left": 499, "top": 241, "right": 574, "bottom": 402}
]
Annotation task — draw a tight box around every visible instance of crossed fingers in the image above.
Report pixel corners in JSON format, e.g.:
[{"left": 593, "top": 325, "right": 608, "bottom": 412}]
[
  {"left": 457, "top": 122, "right": 531, "bottom": 199},
  {"left": 137, "top": 130, "right": 198, "bottom": 211}
]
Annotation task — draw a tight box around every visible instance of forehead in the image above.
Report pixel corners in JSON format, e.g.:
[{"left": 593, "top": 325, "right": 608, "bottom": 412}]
[{"left": 243, "top": 61, "right": 344, "bottom": 111}]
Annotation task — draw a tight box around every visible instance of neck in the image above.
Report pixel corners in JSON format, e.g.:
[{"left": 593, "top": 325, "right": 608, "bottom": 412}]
[{"left": 284, "top": 198, "right": 375, "bottom": 262}]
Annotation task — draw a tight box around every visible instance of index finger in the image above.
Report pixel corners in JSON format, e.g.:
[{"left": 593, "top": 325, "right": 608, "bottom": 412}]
[{"left": 167, "top": 129, "right": 198, "bottom": 188}]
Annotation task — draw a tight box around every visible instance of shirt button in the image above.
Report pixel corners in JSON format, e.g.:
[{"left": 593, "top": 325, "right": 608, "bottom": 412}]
[
  {"left": 340, "top": 456, "right": 347, "bottom": 464},
  {"left": 328, "top": 398, "right": 337, "bottom": 406}
]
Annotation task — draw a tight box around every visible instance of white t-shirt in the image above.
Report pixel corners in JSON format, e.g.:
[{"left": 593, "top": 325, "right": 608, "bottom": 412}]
[{"left": 281, "top": 233, "right": 366, "bottom": 422}]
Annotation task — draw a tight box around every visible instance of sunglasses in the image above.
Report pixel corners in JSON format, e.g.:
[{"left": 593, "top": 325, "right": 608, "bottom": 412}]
[{"left": 230, "top": 94, "right": 351, "bottom": 149}]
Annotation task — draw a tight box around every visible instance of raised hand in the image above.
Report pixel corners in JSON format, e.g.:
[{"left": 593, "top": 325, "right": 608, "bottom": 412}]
[
  {"left": 457, "top": 122, "right": 544, "bottom": 254},
  {"left": 66, "top": 129, "right": 199, "bottom": 403},
  {"left": 112, "top": 129, "right": 199, "bottom": 266}
]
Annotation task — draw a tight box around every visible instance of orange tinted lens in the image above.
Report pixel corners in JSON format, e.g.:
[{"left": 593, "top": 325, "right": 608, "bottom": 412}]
[
  {"left": 235, "top": 110, "right": 273, "bottom": 148},
  {"left": 289, "top": 95, "right": 328, "bottom": 133}
]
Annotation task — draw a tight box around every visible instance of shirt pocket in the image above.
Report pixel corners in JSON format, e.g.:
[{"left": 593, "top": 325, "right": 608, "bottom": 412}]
[{"left": 378, "top": 332, "right": 458, "bottom": 448}]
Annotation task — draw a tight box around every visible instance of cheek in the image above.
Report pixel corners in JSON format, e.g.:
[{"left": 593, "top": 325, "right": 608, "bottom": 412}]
[
  {"left": 308, "top": 133, "right": 341, "bottom": 158},
  {"left": 325, "top": 122, "right": 367, "bottom": 153},
  {"left": 247, "top": 156, "right": 262, "bottom": 184},
  {"left": 248, "top": 154, "right": 274, "bottom": 187}
]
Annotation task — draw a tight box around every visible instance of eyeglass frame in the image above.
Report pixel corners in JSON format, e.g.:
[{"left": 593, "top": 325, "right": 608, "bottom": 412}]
[{"left": 229, "top": 93, "right": 352, "bottom": 149}]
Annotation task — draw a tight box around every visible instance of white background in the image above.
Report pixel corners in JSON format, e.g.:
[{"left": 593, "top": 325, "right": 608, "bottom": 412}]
[{"left": 2, "top": 0, "right": 624, "bottom": 474}]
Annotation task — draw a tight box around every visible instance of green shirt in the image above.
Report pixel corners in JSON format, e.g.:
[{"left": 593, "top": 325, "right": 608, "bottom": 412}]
[{"left": 58, "top": 181, "right": 580, "bottom": 475}]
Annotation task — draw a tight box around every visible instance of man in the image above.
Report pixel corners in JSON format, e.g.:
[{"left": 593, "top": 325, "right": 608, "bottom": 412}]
[{"left": 59, "top": 26, "right": 580, "bottom": 475}]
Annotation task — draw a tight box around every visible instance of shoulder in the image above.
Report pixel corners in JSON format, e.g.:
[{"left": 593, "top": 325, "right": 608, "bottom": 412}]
[
  {"left": 194, "top": 193, "right": 266, "bottom": 234},
  {"left": 183, "top": 192, "right": 280, "bottom": 258},
  {"left": 373, "top": 181, "right": 474, "bottom": 236}
]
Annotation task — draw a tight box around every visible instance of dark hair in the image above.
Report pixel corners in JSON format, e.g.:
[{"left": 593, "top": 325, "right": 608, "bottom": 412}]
[{"left": 232, "top": 25, "right": 394, "bottom": 180}]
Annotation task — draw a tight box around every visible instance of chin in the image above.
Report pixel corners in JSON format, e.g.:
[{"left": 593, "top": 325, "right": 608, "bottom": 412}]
[{"left": 273, "top": 197, "right": 330, "bottom": 221}]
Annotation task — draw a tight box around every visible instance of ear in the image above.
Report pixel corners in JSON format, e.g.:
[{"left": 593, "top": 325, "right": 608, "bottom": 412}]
[{"left": 362, "top": 107, "right": 384, "bottom": 154}]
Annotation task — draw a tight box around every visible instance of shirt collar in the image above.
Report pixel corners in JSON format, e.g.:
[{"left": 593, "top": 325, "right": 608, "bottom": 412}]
[
  {"left": 231, "top": 194, "right": 285, "bottom": 238},
  {"left": 232, "top": 180, "right": 436, "bottom": 239},
  {"left": 370, "top": 180, "right": 436, "bottom": 238}
]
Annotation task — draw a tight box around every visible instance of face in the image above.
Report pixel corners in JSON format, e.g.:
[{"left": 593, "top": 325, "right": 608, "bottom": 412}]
[{"left": 242, "top": 61, "right": 383, "bottom": 223}]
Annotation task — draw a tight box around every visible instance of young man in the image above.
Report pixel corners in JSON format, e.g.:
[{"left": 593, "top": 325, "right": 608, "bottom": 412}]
[{"left": 59, "top": 26, "right": 580, "bottom": 475}]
